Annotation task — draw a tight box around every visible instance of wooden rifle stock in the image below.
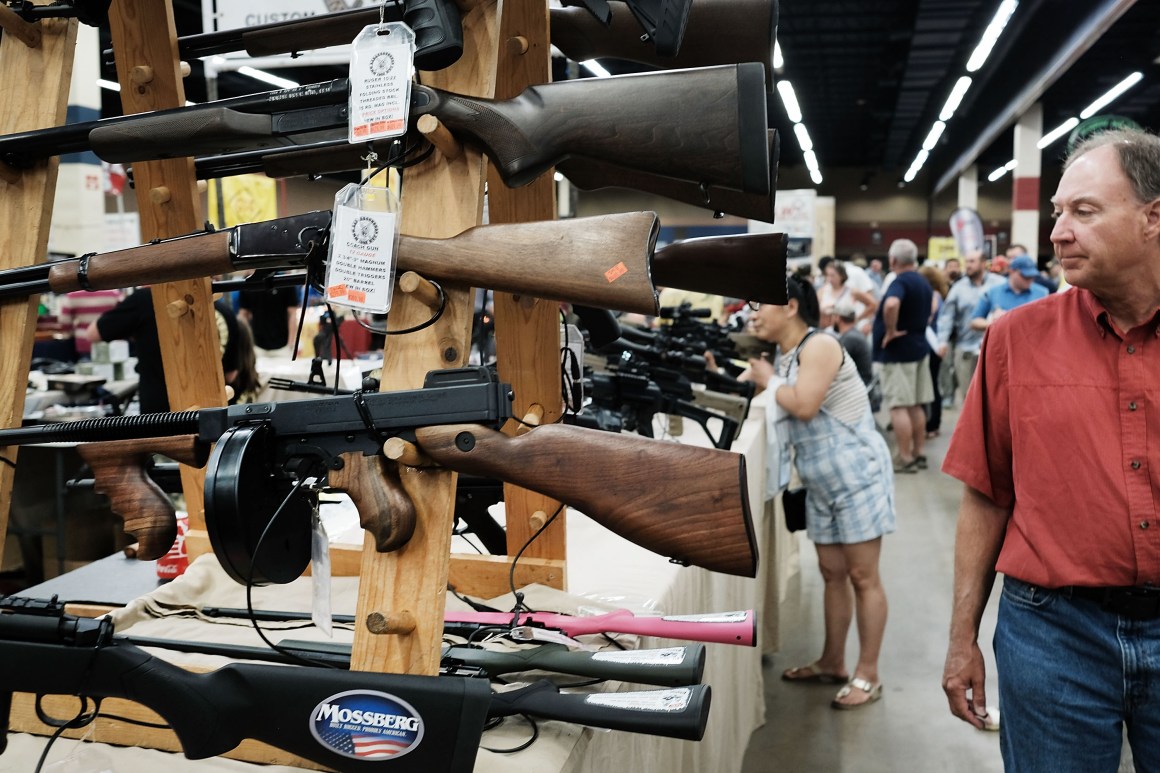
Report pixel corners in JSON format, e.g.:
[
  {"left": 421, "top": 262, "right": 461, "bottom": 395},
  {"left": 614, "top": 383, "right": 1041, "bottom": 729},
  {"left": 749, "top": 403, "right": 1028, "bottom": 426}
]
[
  {"left": 652, "top": 231, "right": 788, "bottom": 305},
  {"left": 413, "top": 63, "right": 770, "bottom": 193},
  {"left": 397, "top": 213, "right": 659, "bottom": 313},
  {"left": 551, "top": 0, "right": 777, "bottom": 85},
  {"left": 75, "top": 435, "right": 210, "bottom": 560},
  {"left": 46, "top": 231, "right": 232, "bottom": 294},
  {"left": 413, "top": 423, "right": 757, "bottom": 578}
]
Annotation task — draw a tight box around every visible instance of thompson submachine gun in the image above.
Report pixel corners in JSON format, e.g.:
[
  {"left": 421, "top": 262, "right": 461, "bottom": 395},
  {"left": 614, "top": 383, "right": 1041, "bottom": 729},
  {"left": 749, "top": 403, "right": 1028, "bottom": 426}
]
[{"left": 0, "top": 368, "right": 758, "bottom": 582}]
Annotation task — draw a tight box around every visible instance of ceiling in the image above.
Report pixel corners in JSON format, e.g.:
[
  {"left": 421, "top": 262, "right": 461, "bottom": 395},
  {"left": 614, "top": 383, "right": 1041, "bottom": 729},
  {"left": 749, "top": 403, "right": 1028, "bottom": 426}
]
[{"left": 91, "top": 0, "right": 1160, "bottom": 197}]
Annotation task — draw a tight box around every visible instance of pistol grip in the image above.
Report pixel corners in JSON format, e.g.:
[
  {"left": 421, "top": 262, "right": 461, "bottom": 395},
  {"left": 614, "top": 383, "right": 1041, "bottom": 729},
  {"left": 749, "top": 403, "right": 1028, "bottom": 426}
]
[
  {"left": 406, "top": 0, "right": 464, "bottom": 71},
  {"left": 329, "top": 454, "right": 416, "bottom": 552},
  {"left": 76, "top": 435, "right": 208, "bottom": 561}
]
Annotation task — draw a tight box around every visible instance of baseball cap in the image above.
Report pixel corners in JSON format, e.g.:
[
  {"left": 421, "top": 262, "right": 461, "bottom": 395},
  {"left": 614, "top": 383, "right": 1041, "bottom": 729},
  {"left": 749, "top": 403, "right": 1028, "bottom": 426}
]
[{"left": 1008, "top": 255, "right": 1039, "bottom": 278}]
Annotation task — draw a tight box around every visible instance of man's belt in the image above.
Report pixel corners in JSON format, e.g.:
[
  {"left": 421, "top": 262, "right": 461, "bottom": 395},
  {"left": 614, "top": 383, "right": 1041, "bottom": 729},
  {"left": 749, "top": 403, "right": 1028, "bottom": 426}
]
[{"left": 1065, "top": 586, "right": 1160, "bottom": 619}]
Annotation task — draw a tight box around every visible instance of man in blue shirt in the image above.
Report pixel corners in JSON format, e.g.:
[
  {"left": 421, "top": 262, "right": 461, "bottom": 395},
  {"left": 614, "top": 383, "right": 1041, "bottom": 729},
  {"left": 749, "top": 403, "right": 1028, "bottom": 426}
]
[
  {"left": 872, "top": 239, "right": 934, "bottom": 473},
  {"left": 970, "top": 255, "right": 1049, "bottom": 331},
  {"left": 937, "top": 250, "right": 1005, "bottom": 405}
]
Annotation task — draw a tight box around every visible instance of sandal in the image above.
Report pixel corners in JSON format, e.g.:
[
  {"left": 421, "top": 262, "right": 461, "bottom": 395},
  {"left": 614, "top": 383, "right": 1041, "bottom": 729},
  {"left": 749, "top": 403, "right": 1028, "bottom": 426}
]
[
  {"left": 893, "top": 459, "right": 919, "bottom": 474},
  {"left": 781, "top": 662, "right": 848, "bottom": 684},
  {"left": 915, "top": 455, "right": 928, "bottom": 470},
  {"left": 831, "top": 677, "right": 883, "bottom": 710}
]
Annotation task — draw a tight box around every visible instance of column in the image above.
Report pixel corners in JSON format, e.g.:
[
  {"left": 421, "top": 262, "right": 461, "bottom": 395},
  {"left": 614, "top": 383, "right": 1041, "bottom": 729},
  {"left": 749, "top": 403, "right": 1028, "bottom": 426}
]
[
  {"left": 957, "top": 164, "right": 978, "bottom": 211},
  {"left": 1011, "top": 103, "right": 1043, "bottom": 260}
]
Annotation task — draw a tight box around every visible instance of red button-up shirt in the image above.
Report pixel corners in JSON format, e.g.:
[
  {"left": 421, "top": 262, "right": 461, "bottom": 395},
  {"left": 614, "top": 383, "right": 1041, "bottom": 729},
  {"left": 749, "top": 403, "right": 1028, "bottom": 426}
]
[{"left": 943, "top": 287, "right": 1160, "bottom": 587}]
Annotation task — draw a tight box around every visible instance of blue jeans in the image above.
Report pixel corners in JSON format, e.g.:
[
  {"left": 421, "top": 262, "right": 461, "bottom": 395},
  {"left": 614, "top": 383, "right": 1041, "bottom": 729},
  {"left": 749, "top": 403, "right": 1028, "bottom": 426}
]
[{"left": 996, "top": 576, "right": 1160, "bottom": 772}]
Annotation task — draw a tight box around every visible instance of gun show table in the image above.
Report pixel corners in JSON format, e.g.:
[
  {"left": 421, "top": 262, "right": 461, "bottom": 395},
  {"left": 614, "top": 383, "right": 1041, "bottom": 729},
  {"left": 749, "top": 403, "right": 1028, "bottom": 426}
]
[{"left": 5, "top": 405, "right": 798, "bottom": 773}]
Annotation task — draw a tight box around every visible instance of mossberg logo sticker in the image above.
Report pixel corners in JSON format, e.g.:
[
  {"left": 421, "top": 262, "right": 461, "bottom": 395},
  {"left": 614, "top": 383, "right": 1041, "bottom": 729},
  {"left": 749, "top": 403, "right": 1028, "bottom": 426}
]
[{"left": 310, "top": 690, "right": 424, "bottom": 761}]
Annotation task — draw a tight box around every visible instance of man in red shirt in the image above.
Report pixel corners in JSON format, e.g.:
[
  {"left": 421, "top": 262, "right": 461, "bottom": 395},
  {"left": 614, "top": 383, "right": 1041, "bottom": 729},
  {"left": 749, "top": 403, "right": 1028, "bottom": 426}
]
[{"left": 941, "top": 128, "right": 1160, "bottom": 769}]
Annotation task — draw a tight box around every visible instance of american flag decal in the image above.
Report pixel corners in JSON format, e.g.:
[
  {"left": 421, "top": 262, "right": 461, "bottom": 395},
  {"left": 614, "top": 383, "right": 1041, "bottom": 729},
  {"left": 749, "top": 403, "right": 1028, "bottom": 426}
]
[{"left": 311, "top": 690, "right": 425, "bottom": 761}]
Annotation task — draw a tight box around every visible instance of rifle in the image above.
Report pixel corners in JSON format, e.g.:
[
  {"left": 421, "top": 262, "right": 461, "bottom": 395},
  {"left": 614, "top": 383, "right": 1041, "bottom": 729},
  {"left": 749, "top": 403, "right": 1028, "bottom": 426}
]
[
  {"left": 652, "top": 232, "right": 789, "bottom": 306},
  {"left": 558, "top": 128, "right": 780, "bottom": 223},
  {"left": 0, "top": 368, "right": 758, "bottom": 581},
  {"left": 0, "top": 64, "right": 770, "bottom": 196},
  {"left": 200, "top": 605, "right": 758, "bottom": 647},
  {"left": 121, "top": 634, "right": 707, "bottom": 688},
  {"left": 170, "top": 0, "right": 464, "bottom": 71},
  {"left": 586, "top": 368, "right": 740, "bottom": 450},
  {"left": 0, "top": 601, "right": 711, "bottom": 769},
  {"left": 553, "top": 0, "right": 776, "bottom": 81},
  {"left": 0, "top": 210, "right": 661, "bottom": 315}
]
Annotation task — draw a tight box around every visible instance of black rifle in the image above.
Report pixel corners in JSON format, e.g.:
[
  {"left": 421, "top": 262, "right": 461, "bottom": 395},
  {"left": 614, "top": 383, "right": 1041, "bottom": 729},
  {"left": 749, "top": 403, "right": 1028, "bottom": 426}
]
[
  {"left": 119, "top": 634, "right": 706, "bottom": 688},
  {"left": 0, "top": 64, "right": 769, "bottom": 197},
  {"left": 586, "top": 368, "right": 740, "bottom": 450},
  {"left": 170, "top": 0, "right": 463, "bottom": 71},
  {"left": 0, "top": 599, "right": 711, "bottom": 770}
]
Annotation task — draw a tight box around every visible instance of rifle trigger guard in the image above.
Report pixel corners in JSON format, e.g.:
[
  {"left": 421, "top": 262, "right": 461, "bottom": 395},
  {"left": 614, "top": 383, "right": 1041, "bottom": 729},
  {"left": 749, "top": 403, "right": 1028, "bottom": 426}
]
[{"left": 75, "top": 253, "right": 96, "bottom": 291}]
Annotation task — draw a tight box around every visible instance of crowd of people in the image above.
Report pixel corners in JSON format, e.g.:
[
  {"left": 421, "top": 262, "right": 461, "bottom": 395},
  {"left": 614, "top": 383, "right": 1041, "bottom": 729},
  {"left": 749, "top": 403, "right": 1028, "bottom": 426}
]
[{"left": 745, "top": 221, "right": 1064, "bottom": 715}]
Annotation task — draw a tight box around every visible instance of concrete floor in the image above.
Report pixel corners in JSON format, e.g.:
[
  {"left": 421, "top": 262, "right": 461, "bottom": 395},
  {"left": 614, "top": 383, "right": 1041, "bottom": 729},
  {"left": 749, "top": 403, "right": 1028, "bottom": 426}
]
[{"left": 741, "top": 409, "right": 1007, "bottom": 773}]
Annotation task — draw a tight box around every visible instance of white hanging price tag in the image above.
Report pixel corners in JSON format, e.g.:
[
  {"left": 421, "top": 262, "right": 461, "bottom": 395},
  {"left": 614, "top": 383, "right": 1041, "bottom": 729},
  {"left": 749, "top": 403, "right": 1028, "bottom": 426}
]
[
  {"left": 324, "top": 182, "right": 400, "bottom": 314},
  {"left": 349, "top": 21, "right": 416, "bottom": 143}
]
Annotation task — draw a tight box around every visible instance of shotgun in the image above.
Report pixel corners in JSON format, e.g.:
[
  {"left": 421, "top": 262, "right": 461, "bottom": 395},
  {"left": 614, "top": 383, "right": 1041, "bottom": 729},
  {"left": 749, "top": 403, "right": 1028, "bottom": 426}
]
[
  {"left": 0, "top": 602, "right": 711, "bottom": 769},
  {"left": 0, "top": 210, "right": 661, "bottom": 315},
  {"left": 0, "top": 369, "right": 758, "bottom": 581},
  {"left": 0, "top": 64, "right": 770, "bottom": 196}
]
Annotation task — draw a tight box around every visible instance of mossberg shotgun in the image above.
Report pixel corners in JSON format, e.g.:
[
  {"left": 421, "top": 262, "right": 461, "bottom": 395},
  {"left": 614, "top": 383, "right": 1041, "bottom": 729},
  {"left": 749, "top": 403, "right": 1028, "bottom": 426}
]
[
  {"left": 0, "top": 64, "right": 770, "bottom": 195},
  {"left": 0, "top": 369, "right": 758, "bottom": 581},
  {"left": 0, "top": 210, "right": 661, "bottom": 315},
  {"left": 122, "top": 635, "right": 707, "bottom": 688},
  {"left": 0, "top": 604, "right": 711, "bottom": 770}
]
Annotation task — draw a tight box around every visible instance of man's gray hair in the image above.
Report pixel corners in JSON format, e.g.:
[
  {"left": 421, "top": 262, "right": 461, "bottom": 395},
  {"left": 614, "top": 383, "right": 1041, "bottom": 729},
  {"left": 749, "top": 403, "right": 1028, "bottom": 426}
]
[
  {"left": 1065, "top": 128, "right": 1160, "bottom": 203},
  {"left": 888, "top": 238, "right": 919, "bottom": 266}
]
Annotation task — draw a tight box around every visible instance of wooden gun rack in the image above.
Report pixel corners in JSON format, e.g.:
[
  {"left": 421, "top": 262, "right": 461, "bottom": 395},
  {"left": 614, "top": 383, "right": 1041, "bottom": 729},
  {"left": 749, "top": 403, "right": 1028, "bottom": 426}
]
[{"left": 0, "top": 0, "right": 569, "bottom": 767}]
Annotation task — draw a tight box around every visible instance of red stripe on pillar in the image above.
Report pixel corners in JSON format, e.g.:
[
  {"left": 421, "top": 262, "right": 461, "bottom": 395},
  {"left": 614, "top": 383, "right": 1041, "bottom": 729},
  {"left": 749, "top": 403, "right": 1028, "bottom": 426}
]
[{"left": 1012, "top": 176, "right": 1040, "bottom": 210}]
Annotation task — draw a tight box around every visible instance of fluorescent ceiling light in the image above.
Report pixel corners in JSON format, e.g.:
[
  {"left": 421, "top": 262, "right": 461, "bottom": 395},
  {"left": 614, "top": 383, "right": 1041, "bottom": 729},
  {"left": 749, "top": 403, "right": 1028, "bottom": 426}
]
[
  {"left": 1079, "top": 71, "right": 1144, "bottom": 119},
  {"left": 1005, "top": 159, "right": 1018, "bottom": 171},
  {"left": 580, "top": 60, "right": 611, "bottom": 78},
  {"left": 793, "top": 123, "right": 813, "bottom": 152},
  {"left": 939, "top": 77, "right": 973, "bottom": 121},
  {"left": 803, "top": 149, "right": 820, "bottom": 173},
  {"left": 1037, "top": 117, "right": 1080, "bottom": 149},
  {"left": 773, "top": 41, "right": 784, "bottom": 71},
  {"left": 922, "top": 121, "right": 947, "bottom": 151},
  {"left": 777, "top": 80, "right": 803, "bottom": 124},
  {"left": 988, "top": 164, "right": 1010, "bottom": 182},
  {"left": 903, "top": 149, "right": 929, "bottom": 182},
  {"left": 237, "top": 66, "right": 300, "bottom": 89},
  {"left": 809, "top": 169, "right": 823, "bottom": 185},
  {"left": 966, "top": 0, "right": 1018, "bottom": 73}
]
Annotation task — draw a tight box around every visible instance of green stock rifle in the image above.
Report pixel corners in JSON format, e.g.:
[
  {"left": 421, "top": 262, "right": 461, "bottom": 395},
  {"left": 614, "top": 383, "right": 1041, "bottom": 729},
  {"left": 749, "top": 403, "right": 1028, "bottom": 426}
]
[
  {"left": 0, "top": 368, "right": 758, "bottom": 581},
  {"left": 117, "top": 635, "right": 707, "bottom": 688},
  {"left": 0, "top": 64, "right": 770, "bottom": 197},
  {"left": 0, "top": 598, "right": 711, "bottom": 770},
  {"left": 0, "top": 210, "right": 661, "bottom": 315}
]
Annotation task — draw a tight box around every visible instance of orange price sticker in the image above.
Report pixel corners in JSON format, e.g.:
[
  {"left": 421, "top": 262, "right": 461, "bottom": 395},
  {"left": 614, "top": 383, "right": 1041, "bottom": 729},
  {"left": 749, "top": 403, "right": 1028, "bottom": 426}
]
[
  {"left": 348, "top": 289, "right": 367, "bottom": 304},
  {"left": 327, "top": 284, "right": 348, "bottom": 298},
  {"left": 604, "top": 262, "right": 629, "bottom": 283}
]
